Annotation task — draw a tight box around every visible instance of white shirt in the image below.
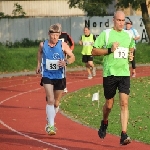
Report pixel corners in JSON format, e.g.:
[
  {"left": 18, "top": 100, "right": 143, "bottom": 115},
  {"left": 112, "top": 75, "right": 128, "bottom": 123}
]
[{"left": 126, "top": 28, "right": 140, "bottom": 49}]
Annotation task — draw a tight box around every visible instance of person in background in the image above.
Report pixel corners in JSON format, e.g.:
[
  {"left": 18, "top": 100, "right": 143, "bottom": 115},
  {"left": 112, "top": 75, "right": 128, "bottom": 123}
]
[
  {"left": 36, "top": 23, "right": 75, "bottom": 135},
  {"left": 92, "top": 11, "right": 135, "bottom": 145},
  {"left": 79, "top": 27, "right": 96, "bottom": 79},
  {"left": 59, "top": 28, "right": 74, "bottom": 92},
  {"left": 125, "top": 21, "right": 140, "bottom": 77}
]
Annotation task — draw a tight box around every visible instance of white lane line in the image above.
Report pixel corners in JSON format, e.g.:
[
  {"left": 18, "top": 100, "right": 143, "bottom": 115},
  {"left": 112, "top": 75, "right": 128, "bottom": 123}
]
[
  {"left": 0, "top": 87, "right": 68, "bottom": 150},
  {"left": 0, "top": 120, "right": 67, "bottom": 150},
  {"left": 1, "top": 81, "right": 39, "bottom": 89},
  {"left": 0, "top": 76, "right": 41, "bottom": 83},
  {"left": 0, "top": 88, "right": 41, "bottom": 104}
]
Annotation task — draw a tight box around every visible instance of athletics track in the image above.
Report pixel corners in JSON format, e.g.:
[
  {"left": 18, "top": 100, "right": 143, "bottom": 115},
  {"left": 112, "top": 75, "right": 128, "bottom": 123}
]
[{"left": 0, "top": 66, "right": 150, "bottom": 150}]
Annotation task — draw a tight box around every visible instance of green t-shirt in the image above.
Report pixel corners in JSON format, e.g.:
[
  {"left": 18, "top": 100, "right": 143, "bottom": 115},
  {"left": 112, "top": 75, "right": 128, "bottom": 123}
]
[{"left": 93, "top": 28, "right": 135, "bottom": 77}]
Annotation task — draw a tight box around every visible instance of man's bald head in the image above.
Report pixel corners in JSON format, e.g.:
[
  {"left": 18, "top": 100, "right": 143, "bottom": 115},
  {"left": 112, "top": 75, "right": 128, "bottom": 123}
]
[{"left": 113, "top": 11, "right": 125, "bottom": 31}]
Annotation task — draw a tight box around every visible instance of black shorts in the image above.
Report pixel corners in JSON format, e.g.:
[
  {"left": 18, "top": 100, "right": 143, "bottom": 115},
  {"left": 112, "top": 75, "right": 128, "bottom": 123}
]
[
  {"left": 103, "top": 76, "right": 130, "bottom": 100},
  {"left": 82, "top": 55, "right": 93, "bottom": 63},
  {"left": 40, "top": 77, "right": 66, "bottom": 90}
]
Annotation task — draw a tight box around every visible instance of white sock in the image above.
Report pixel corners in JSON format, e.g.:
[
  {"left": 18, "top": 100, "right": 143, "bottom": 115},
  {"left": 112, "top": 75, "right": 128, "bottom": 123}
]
[
  {"left": 55, "top": 106, "right": 59, "bottom": 114},
  {"left": 46, "top": 104, "right": 55, "bottom": 126},
  {"left": 46, "top": 105, "right": 49, "bottom": 124}
]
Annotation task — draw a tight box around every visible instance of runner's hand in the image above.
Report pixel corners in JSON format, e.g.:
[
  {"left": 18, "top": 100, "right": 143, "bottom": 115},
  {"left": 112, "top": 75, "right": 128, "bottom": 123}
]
[
  {"left": 111, "top": 42, "right": 119, "bottom": 52},
  {"left": 129, "top": 51, "right": 134, "bottom": 61},
  {"left": 36, "top": 66, "right": 41, "bottom": 74},
  {"left": 58, "top": 60, "right": 66, "bottom": 67}
]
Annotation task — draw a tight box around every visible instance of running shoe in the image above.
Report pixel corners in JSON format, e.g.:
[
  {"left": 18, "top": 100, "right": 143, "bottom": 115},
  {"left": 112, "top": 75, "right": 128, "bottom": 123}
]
[
  {"left": 120, "top": 132, "right": 131, "bottom": 145},
  {"left": 88, "top": 74, "right": 93, "bottom": 79},
  {"left": 64, "top": 88, "right": 68, "bottom": 93},
  {"left": 45, "top": 124, "right": 56, "bottom": 135},
  {"left": 98, "top": 120, "right": 108, "bottom": 139},
  {"left": 132, "top": 72, "right": 136, "bottom": 77}
]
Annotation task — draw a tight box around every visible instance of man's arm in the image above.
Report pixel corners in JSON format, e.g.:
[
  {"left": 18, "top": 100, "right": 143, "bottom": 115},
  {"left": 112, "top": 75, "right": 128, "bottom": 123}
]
[
  {"left": 92, "top": 48, "right": 109, "bottom": 56},
  {"left": 133, "top": 29, "right": 140, "bottom": 41},
  {"left": 36, "top": 42, "right": 43, "bottom": 74},
  {"left": 62, "top": 42, "right": 75, "bottom": 64},
  {"left": 79, "top": 35, "right": 83, "bottom": 45},
  {"left": 92, "top": 42, "right": 119, "bottom": 56},
  {"left": 66, "top": 33, "right": 74, "bottom": 50}
]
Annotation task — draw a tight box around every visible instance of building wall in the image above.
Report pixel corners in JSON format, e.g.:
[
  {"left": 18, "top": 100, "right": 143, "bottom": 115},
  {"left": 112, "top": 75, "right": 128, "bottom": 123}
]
[
  {"left": 0, "top": 0, "right": 85, "bottom": 17},
  {"left": 0, "top": 0, "right": 149, "bottom": 17}
]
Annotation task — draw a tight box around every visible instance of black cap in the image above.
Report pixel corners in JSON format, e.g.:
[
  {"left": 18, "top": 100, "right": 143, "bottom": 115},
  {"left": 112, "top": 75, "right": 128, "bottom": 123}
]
[{"left": 126, "top": 21, "right": 132, "bottom": 25}]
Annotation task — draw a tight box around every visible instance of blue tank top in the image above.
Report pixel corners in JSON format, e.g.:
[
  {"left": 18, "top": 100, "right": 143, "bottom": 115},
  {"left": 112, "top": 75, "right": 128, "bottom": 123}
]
[{"left": 41, "top": 40, "right": 65, "bottom": 79}]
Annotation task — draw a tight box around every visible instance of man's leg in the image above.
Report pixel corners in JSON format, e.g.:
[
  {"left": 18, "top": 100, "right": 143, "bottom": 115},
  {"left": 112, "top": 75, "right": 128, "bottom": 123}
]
[
  {"left": 54, "top": 78, "right": 65, "bottom": 115},
  {"left": 43, "top": 83, "right": 56, "bottom": 135},
  {"left": 119, "top": 93, "right": 131, "bottom": 145},
  {"left": 88, "top": 61, "right": 96, "bottom": 76},
  {"left": 98, "top": 98, "right": 114, "bottom": 139},
  {"left": 54, "top": 90, "right": 63, "bottom": 114},
  {"left": 86, "top": 63, "right": 93, "bottom": 79},
  {"left": 98, "top": 76, "right": 117, "bottom": 139},
  {"left": 102, "top": 98, "right": 114, "bottom": 121},
  {"left": 118, "top": 76, "right": 131, "bottom": 145},
  {"left": 119, "top": 93, "right": 129, "bottom": 132}
]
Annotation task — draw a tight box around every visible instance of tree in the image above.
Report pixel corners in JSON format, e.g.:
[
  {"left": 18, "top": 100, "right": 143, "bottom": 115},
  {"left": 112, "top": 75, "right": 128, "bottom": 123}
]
[
  {"left": 68, "top": 0, "right": 113, "bottom": 16},
  {"left": 67, "top": 0, "right": 150, "bottom": 43},
  {"left": 12, "top": 3, "right": 26, "bottom": 17}
]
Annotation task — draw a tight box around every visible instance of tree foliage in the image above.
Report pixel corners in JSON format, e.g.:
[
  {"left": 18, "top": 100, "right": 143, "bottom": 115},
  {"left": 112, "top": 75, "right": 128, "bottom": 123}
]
[
  {"left": 68, "top": 0, "right": 113, "bottom": 16},
  {"left": 68, "top": 0, "right": 150, "bottom": 43},
  {"left": 12, "top": 3, "right": 26, "bottom": 17},
  {"left": 68, "top": 0, "right": 149, "bottom": 16}
]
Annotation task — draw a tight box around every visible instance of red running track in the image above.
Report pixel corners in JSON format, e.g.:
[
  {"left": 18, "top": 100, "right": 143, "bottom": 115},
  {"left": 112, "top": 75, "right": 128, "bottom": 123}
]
[{"left": 0, "top": 66, "right": 150, "bottom": 150}]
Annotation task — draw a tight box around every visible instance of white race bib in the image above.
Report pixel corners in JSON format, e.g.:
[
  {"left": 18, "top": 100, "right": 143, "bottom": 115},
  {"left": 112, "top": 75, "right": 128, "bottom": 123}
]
[
  {"left": 83, "top": 41, "right": 93, "bottom": 46},
  {"left": 114, "top": 47, "right": 129, "bottom": 58},
  {"left": 46, "top": 59, "right": 59, "bottom": 70}
]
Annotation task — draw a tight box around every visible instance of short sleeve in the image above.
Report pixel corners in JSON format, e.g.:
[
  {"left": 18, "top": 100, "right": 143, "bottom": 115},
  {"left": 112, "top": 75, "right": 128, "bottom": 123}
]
[
  {"left": 93, "top": 31, "right": 106, "bottom": 48},
  {"left": 129, "top": 37, "right": 136, "bottom": 48}
]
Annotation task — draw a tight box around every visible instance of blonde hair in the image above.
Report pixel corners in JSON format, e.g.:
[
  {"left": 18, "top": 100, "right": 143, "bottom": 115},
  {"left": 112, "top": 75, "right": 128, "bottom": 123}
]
[{"left": 49, "top": 23, "right": 61, "bottom": 33}]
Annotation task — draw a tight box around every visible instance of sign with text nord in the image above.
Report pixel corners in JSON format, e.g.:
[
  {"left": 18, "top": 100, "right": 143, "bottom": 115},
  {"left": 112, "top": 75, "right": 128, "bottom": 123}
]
[{"left": 71, "top": 16, "right": 148, "bottom": 43}]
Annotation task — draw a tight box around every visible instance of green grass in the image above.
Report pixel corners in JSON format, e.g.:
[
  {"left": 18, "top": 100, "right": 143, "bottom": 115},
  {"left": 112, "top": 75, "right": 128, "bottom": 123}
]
[
  {"left": 60, "top": 76, "right": 150, "bottom": 144},
  {"left": 0, "top": 46, "right": 38, "bottom": 72},
  {"left": 135, "top": 43, "right": 150, "bottom": 63},
  {"left": 0, "top": 44, "right": 103, "bottom": 73},
  {"left": 0, "top": 42, "right": 150, "bottom": 73}
]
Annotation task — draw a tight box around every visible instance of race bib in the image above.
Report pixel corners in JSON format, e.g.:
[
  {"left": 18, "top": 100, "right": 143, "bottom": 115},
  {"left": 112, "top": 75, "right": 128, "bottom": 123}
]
[
  {"left": 114, "top": 47, "right": 129, "bottom": 58},
  {"left": 83, "top": 41, "right": 93, "bottom": 46},
  {"left": 46, "top": 59, "right": 59, "bottom": 70}
]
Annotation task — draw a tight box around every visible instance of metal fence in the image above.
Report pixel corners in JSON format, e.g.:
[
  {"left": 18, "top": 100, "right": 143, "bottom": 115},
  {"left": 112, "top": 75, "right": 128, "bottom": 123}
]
[
  {"left": 0, "top": 16, "right": 149, "bottom": 44},
  {"left": 0, "top": 17, "right": 71, "bottom": 43}
]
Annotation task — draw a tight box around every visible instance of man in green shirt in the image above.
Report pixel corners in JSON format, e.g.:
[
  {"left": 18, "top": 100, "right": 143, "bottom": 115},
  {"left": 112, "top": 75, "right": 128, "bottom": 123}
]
[
  {"left": 79, "top": 27, "right": 96, "bottom": 79},
  {"left": 92, "top": 11, "right": 135, "bottom": 145}
]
